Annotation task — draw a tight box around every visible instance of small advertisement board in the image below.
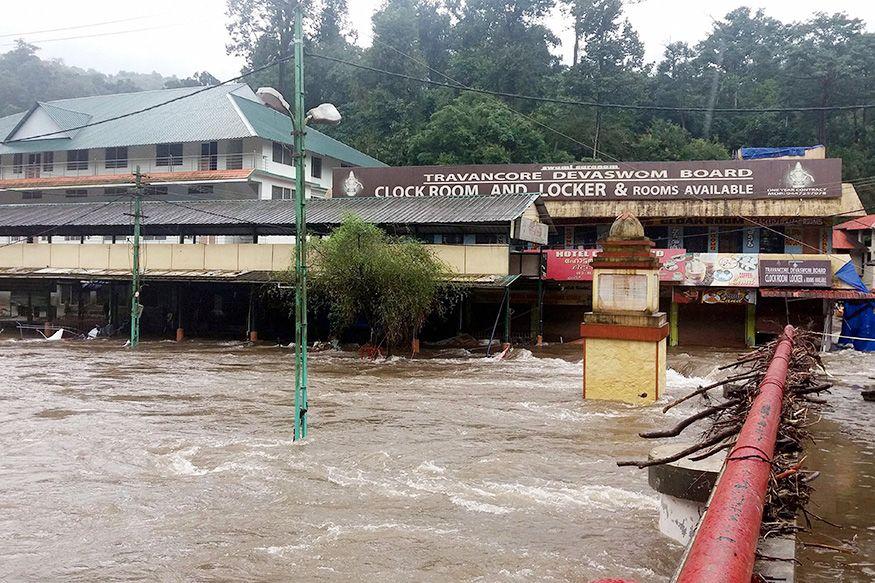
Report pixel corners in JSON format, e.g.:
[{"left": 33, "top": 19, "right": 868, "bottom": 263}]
[
  {"left": 681, "top": 253, "right": 759, "bottom": 287},
  {"left": 544, "top": 248, "right": 686, "bottom": 282},
  {"left": 759, "top": 259, "right": 831, "bottom": 288}
]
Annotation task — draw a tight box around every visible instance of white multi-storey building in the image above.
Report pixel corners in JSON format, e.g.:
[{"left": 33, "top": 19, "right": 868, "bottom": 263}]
[{"left": 0, "top": 83, "right": 384, "bottom": 207}]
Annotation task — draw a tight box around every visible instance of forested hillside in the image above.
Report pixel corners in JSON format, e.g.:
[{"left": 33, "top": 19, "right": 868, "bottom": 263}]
[{"left": 3, "top": 1, "right": 874, "bottom": 209}]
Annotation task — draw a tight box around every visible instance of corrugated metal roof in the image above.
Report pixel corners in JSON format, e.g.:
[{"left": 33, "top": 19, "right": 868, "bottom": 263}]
[
  {"left": 834, "top": 215, "right": 875, "bottom": 231},
  {"left": 231, "top": 95, "right": 385, "bottom": 168},
  {"left": 0, "top": 193, "right": 541, "bottom": 234},
  {"left": 0, "top": 85, "right": 385, "bottom": 168}
]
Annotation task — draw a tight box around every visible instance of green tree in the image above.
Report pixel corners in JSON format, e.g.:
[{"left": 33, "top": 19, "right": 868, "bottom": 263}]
[
  {"left": 631, "top": 119, "right": 729, "bottom": 161},
  {"left": 408, "top": 93, "right": 571, "bottom": 164},
  {"left": 448, "top": 0, "right": 559, "bottom": 97},
  {"left": 308, "top": 216, "right": 462, "bottom": 349}
]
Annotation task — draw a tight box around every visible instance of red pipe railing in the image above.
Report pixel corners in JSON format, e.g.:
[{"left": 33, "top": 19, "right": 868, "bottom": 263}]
[{"left": 675, "top": 325, "right": 796, "bottom": 583}]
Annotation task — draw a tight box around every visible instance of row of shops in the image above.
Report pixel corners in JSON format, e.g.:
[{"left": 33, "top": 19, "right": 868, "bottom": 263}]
[{"left": 1, "top": 149, "right": 873, "bottom": 349}]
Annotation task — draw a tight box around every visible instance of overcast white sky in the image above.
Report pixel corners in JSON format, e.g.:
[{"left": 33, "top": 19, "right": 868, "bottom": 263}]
[{"left": 0, "top": 0, "right": 872, "bottom": 80}]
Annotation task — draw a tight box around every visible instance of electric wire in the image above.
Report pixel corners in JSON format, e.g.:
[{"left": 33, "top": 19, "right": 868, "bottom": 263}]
[
  {"left": 307, "top": 51, "right": 875, "bottom": 114},
  {"left": 0, "top": 15, "right": 154, "bottom": 39}
]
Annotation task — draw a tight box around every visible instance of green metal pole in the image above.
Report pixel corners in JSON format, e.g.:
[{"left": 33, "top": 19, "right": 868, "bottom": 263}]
[
  {"left": 745, "top": 301, "right": 756, "bottom": 348},
  {"left": 293, "top": 7, "right": 309, "bottom": 440},
  {"left": 130, "top": 166, "right": 142, "bottom": 348}
]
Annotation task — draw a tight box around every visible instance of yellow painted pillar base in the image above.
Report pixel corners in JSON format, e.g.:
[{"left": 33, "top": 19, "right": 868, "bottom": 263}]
[{"left": 583, "top": 337, "right": 666, "bottom": 405}]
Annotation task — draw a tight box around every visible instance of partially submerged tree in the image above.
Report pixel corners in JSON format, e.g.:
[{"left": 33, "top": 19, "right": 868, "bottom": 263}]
[{"left": 273, "top": 216, "right": 464, "bottom": 350}]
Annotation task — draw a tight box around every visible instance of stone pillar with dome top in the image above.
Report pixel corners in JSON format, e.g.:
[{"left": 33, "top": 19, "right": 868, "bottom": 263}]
[{"left": 581, "top": 213, "right": 668, "bottom": 405}]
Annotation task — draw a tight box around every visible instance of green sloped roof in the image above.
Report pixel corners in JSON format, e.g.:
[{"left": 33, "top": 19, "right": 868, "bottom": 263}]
[
  {"left": 39, "top": 102, "right": 93, "bottom": 135},
  {"left": 231, "top": 94, "right": 385, "bottom": 167},
  {"left": 0, "top": 84, "right": 384, "bottom": 167}
]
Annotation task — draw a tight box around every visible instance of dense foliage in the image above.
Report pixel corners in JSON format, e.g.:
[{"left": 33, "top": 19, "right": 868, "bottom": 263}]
[
  {"left": 278, "top": 216, "right": 462, "bottom": 349},
  {"left": 225, "top": 0, "right": 875, "bottom": 209},
  {"left": 2, "top": 1, "right": 873, "bottom": 208}
]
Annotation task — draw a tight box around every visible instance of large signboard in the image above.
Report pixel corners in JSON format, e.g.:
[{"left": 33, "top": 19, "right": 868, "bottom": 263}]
[
  {"left": 334, "top": 159, "right": 842, "bottom": 201},
  {"left": 545, "top": 249, "right": 686, "bottom": 281},
  {"left": 759, "top": 259, "right": 831, "bottom": 288}
]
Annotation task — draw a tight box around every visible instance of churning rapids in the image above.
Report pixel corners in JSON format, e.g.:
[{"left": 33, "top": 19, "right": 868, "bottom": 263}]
[{"left": 1, "top": 341, "right": 873, "bottom": 582}]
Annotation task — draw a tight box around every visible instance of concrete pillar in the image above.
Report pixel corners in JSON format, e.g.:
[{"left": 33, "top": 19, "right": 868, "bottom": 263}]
[
  {"left": 502, "top": 289, "right": 511, "bottom": 343},
  {"left": 247, "top": 285, "right": 258, "bottom": 342},
  {"left": 176, "top": 284, "right": 185, "bottom": 342}
]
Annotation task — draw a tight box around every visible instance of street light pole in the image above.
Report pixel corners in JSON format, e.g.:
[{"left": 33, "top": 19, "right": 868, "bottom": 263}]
[{"left": 292, "top": 7, "right": 309, "bottom": 441}]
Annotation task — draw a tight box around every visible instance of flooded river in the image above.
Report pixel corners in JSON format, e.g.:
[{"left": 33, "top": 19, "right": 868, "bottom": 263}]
[{"left": 0, "top": 341, "right": 873, "bottom": 582}]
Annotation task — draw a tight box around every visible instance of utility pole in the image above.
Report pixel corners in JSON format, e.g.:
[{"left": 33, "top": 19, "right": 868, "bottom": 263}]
[
  {"left": 292, "top": 6, "right": 309, "bottom": 441},
  {"left": 130, "top": 166, "right": 143, "bottom": 348}
]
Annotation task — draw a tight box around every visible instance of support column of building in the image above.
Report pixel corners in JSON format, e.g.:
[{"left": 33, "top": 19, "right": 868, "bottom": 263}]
[
  {"left": 502, "top": 289, "right": 511, "bottom": 344},
  {"left": 745, "top": 301, "right": 756, "bottom": 348},
  {"left": 669, "top": 296, "right": 679, "bottom": 347},
  {"left": 247, "top": 285, "right": 258, "bottom": 342},
  {"left": 109, "top": 282, "right": 118, "bottom": 333},
  {"left": 176, "top": 284, "right": 185, "bottom": 342}
]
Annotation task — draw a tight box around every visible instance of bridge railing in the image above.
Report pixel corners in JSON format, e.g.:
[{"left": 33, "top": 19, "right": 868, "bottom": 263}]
[{"left": 673, "top": 325, "right": 796, "bottom": 583}]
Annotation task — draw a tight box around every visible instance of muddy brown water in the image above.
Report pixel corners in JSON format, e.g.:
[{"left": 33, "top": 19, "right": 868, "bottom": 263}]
[{"left": 0, "top": 340, "right": 872, "bottom": 582}]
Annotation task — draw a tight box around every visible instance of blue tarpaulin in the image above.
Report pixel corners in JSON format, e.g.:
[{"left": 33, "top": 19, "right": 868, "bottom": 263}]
[
  {"left": 740, "top": 145, "right": 824, "bottom": 160},
  {"left": 835, "top": 261, "right": 875, "bottom": 351}
]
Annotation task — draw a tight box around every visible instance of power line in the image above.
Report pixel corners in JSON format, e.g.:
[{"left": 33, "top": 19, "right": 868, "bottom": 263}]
[
  {"left": 308, "top": 51, "right": 875, "bottom": 114},
  {"left": 0, "top": 24, "right": 179, "bottom": 48},
  {"left": 0, "top": 15, "right": 154, "bottom": 39}
]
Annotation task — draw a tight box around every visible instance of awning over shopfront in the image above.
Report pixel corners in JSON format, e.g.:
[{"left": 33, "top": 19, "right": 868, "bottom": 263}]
[{"left": 760, "top": 288, "right": 875, "bottom": 300}]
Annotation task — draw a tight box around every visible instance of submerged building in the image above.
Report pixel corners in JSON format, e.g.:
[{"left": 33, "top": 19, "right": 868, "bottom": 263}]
[{"left": 332, "top": 148, "right": 873, "bottom": 348}]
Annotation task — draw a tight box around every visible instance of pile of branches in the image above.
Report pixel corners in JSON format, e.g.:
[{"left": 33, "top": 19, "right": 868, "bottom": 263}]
[{"left": 618, "top": 330, "right": 830, "bottom": 539}]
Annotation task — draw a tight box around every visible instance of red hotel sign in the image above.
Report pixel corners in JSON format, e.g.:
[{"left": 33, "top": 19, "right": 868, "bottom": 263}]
[
  {"left": 546, "top": 249, "right": 687, "bottom": 281},
  {"left": 333, "top": 159, "right": 842, "bottom": 201}
]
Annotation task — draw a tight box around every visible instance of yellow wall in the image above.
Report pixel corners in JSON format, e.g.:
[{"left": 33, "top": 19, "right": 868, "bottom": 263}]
[
  {"left": 584, "top": 337, "right": 666, "bottom": 405},
  {"left": 0, "top": 243, "right": 509, "bottom": 277}
]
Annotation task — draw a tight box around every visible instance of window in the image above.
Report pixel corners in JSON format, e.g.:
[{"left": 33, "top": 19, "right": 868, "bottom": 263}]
[
  {"left": 156, "top": 143, "right": 183, "bottom": 166},
  {"left": 759, "top": 227, "right": 786, "bottom": 254},
  {"left": 66, "top": 150, "right": 88, "bottom": 171},
  {"left": 644, "top": 226, "right": 668, "bottom": 246},
  {"left": 226, "top": 139, "right": 244, "bottom": 170},
  {"left": 683, "top": 226, "right": 709, "bottom": 253},
  {"left": 718, "top": 227, "right": 743, "bottom": 253},
  {"left": 104, "top": 187, "right": 128, "bottom": 195},
  {"left": 105, "top": 146, "right": 128, "bottom": 169},
  {"left": 12, "top": 153, "right": 23, "bottom": 174},
  {"left": 200, "top": 142, "right": 218, "bottom": 171},
  {"left": 22, "top": 191, "right": 43, "bottom": 200},
  {"left": 65, "top": 189, "right": 87, "bottom": 198},
  {"left": 475, "top": 234, "right": 499, "bottom": 244},
  {"left": 272, "top": 142, "right": 293, "bottom": 165},
  {"left": 144, "top": 186, "right": 168, "bottom": 196},
  {"left": 311, "top": 156, "right": 322, "bottom": 178},
  {"left": 187, "top": 185, "right": 214, "bottom": 195},
  {"left": 442, "top": 233, "right": 464, "bottom": 245},
  {"left": 272, "top": 185, "right": 293, "bottom": 200},
  {"left": 42, "top": 152, "right": 53, "bottom": 172},
  {"left": 573, "top": 226, "right": 598, "bottom": 248}
]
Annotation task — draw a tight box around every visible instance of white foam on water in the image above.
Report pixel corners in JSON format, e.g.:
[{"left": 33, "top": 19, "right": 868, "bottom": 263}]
[
  {"left": 665, "top": 368, "right": 710, "bottom": 395},
  {"left": 166, "top": 446, "right": 209, "bottom": 476},
  {"left": 484, "top": 481, "right": 659, "bottom": 513},
  {"left": 515, "top": 401, "right": 625, "bottom": 422},
  {"left": 415, "top": 460, "right": 446, "bottom": 474},
  {"left": 450, "top": 496, "right": 512, "bottom": 515}
]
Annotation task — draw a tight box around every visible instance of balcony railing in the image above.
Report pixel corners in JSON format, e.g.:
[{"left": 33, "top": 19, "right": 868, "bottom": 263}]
[{"left": 0, "top": 152, "right": 266, "bottom": 181}]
